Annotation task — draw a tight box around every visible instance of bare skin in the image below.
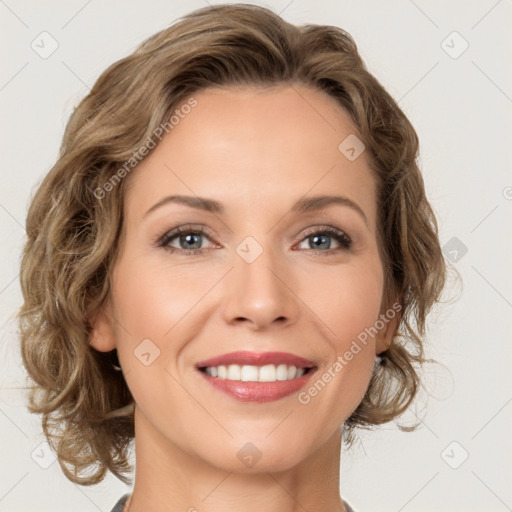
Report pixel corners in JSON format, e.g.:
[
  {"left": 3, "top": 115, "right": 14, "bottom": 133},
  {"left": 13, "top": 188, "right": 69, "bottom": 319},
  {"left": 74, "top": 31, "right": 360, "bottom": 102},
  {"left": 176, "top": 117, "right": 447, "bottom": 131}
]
[{"left": 90, "top": 83, "right": 399, "bottom": 512}]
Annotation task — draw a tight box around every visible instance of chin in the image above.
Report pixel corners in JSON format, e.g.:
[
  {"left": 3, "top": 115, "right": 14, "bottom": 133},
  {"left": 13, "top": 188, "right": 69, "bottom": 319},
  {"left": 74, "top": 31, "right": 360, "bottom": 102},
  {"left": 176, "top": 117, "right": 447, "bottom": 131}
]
[{"left": 197, "top": 436, "right": 313, "bottom": 474}]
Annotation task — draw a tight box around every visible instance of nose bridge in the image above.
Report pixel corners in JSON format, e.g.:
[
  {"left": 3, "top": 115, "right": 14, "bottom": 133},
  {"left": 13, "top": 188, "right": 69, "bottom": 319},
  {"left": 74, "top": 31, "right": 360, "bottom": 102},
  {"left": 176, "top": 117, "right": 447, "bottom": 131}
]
[{"left": 222, "top": 232, "right": 299, "bottom": 327}]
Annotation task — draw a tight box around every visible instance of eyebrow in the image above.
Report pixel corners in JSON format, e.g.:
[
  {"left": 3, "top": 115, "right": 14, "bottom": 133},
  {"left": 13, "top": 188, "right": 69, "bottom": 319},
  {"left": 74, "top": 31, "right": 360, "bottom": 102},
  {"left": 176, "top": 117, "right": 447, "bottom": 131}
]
[{"left": 143, "top": 194, "right": 368, "bottom": 226}]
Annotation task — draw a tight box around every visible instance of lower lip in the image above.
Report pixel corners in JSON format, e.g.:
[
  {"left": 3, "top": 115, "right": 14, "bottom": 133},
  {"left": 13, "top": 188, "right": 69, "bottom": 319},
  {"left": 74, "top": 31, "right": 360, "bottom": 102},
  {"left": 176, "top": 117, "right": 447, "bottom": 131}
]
[{"left": 198, "top": 369, "right": 316, "bottom": 402}]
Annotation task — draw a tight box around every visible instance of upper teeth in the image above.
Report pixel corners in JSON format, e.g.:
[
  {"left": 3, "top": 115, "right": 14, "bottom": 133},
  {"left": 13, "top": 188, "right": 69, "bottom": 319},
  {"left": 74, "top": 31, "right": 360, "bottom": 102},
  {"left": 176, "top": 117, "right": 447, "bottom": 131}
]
[{"left": 204, "top": 364, "right": 306, "bottom": 382}]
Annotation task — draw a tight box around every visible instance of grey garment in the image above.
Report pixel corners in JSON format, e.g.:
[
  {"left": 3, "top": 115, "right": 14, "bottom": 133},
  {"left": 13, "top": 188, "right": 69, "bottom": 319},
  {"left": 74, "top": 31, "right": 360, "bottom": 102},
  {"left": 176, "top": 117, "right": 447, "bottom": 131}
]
[
  {"left": 343, "top": 499, "right": 356, "bottom": 512},
  {"left": 110, "top": 493, "right": 357, "bottom": 511},
  {"left": 111, "top": 493, "right": 130, "bottom": 512}
]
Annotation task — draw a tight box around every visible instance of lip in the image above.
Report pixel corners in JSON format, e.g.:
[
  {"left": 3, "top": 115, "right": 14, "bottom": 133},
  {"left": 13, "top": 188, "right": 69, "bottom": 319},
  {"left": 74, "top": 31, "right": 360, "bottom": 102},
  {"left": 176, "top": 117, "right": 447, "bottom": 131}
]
[
  {"left": 195, "top": 350, "right": 317, "bottom": 369},
  {"left": 195, "top": 351, "right": 318, "bottom": 403}
]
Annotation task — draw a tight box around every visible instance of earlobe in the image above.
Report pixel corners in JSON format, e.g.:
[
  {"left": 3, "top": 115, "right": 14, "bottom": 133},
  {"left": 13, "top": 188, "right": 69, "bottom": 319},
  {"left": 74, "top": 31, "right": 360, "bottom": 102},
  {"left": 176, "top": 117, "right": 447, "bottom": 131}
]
[
  {"left": 375, "top": 307, "right": 401, "bottom": 355},
  {"left": 88, "top": 299, "right": 117, "bottom": 352}
]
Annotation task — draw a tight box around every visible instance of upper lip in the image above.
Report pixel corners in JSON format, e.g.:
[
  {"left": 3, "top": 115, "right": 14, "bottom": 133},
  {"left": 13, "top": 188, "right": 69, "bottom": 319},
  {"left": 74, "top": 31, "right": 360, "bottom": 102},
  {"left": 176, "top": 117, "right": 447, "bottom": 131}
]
[{"left": 196, "top": 351, "right": 317, "bottom": 369}]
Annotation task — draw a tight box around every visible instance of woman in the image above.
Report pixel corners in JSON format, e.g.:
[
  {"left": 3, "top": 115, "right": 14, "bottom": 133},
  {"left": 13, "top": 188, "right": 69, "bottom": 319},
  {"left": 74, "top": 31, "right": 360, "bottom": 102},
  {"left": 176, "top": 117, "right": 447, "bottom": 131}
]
[{"left": 17, "top": 4, "right": 447, "bottom": 511}]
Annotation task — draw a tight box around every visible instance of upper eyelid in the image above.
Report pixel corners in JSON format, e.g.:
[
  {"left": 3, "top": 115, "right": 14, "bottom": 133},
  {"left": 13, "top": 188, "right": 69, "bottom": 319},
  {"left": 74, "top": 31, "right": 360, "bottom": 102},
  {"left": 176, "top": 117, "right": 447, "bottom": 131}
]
[{"left": 160, "top": 224, "right": 348, "bottom": 237}]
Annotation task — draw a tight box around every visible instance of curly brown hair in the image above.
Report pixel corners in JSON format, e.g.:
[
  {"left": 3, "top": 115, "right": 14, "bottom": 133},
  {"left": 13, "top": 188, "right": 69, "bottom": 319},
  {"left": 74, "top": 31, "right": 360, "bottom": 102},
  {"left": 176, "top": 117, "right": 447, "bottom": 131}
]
[{"left": 17, "top": 3, "right": 450, "bottom": 486}]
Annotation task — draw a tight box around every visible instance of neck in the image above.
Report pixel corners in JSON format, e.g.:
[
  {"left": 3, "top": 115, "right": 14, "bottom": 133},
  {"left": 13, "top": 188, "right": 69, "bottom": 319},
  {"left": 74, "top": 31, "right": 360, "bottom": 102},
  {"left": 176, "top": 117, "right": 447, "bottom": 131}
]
[{"left": 126, "top": 405, "right": 348, "bottom": 512}]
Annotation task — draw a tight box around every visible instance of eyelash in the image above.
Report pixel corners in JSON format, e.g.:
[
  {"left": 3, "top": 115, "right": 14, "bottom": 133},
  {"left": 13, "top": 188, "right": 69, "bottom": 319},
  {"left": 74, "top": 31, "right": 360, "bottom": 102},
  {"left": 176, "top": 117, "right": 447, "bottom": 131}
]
[{"left": 154, "top": 224, "right": 352, "bottom": 257}]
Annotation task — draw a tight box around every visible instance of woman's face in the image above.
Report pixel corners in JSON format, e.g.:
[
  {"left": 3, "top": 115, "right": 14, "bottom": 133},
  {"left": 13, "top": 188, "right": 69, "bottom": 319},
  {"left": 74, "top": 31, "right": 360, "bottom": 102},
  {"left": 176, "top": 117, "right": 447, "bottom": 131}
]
[{"left": 91, "top": 84, "right": 398, "bottom": 472}]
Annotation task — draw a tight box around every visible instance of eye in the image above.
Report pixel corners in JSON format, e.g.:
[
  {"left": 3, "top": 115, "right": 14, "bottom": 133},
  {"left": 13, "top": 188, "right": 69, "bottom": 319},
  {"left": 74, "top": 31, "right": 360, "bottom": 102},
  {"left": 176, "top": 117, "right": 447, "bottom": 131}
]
[
  {"left": 295, "top": 226, "right": 352, "bottom": 255},
  {"left": 155, "top": 224, "right": 352, "bottom": 256},
  {"left": 156, "top": 224, "right": 216, "bottom": 256}
]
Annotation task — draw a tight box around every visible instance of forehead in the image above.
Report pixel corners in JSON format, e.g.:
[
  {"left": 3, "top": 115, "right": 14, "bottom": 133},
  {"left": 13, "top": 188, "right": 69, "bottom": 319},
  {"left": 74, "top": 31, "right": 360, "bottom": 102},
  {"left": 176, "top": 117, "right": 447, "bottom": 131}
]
[{"left": 124, "top": 84, "right": 377, "bottom": 229}]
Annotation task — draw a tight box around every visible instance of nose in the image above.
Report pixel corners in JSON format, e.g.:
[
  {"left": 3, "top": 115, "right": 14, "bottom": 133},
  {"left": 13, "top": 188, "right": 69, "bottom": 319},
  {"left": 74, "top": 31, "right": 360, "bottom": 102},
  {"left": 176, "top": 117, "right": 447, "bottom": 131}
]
[{"left": 221, "top": 240, "right": 301, "bottom": 331}]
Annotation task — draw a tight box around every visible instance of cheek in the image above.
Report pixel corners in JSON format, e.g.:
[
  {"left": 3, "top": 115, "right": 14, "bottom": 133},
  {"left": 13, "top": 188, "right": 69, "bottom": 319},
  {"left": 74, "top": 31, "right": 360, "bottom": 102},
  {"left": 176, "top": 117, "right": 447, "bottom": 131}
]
[
  {"left": 299, "top": 258, "right": 383, "bottom": 409},
  {"left": 109, "top": 255, "right": 217, "bottom": 397},
  {"left": 111, "top": 254, "right": 213, "bottom": 345},
  {"left": 305, "top": 256, "right": 383, "bottom": 350}
]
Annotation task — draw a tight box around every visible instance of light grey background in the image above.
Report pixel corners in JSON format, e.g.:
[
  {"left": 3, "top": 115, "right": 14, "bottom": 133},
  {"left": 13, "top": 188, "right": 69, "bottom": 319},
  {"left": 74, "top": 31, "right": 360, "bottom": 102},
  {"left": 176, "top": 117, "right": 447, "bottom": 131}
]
[{"left": 1, "top": 1, "right": 511, "bottom": 511}]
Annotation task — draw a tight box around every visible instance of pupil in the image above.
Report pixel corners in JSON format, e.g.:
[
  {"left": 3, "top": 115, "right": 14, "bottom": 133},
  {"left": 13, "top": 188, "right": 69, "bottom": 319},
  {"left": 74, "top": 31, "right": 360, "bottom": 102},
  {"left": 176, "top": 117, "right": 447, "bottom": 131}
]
[
  {"left": 312, "top": 234, "right": 329, "bottom": 249},
  {"left": 183, "top": 234, "right": 200, "bottom": 249}
]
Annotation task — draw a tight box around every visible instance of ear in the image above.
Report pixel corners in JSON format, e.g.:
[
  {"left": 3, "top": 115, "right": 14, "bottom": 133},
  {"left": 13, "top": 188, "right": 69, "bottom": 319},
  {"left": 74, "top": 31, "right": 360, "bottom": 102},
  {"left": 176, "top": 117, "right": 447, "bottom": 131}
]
[
  {"left": 88, "top": 298, "right": 117, "bottom": 352},
  {"left": 374, "top": 304, "right": 402, "bottom": 355}
]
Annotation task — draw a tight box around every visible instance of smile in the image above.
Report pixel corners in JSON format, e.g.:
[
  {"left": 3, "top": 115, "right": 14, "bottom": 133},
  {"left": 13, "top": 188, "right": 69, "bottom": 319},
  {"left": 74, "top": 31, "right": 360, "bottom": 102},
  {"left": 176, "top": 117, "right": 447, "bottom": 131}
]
[
  {"left": 195, "top": 351, "right": 318, "bottom": 402},
  {"left": 200, "top": 364, "right": 311, "bottom": 382}
]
